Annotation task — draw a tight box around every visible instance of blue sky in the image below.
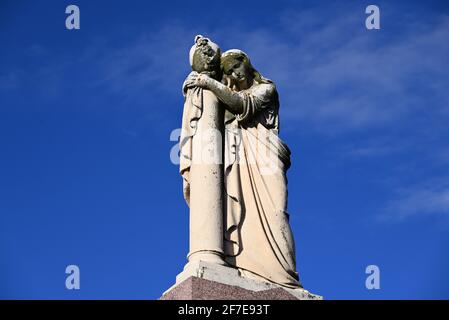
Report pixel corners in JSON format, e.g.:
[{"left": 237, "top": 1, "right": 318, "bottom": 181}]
[{"left": 1, "top": 0, "right": 448, "bottom": 299}]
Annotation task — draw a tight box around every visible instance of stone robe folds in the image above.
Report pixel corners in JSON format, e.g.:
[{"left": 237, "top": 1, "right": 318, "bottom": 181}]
[
  {"left": 180, "top": 74, "right": 224, "bottom": 260},
  {"left": 223, "top": 81, "right": 302, "bottom": 289},
  {"left": 180, "top": 79, "right": 203, "bottom": 205}
]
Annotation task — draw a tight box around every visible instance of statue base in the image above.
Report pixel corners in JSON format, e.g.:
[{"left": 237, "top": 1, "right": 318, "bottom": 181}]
[{"left": 160, "top": 261, "right": 322, "bottom": 300}]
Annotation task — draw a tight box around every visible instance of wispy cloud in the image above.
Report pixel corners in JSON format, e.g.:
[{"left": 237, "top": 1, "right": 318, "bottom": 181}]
[
  {"left": 339, "top": 140, "right": 411, "bottom": 159},
  {"left": 381, "top": 184, "right": 449, "bottom": 223},
  {"left": 90, "top": 25, "right": 194, "bottom": 97},
  {"left": 3, "top": 4, "right": 449, "bottom": 135},
  {"left": 222, "top": 9, "right": 449, "bottom": 132}
]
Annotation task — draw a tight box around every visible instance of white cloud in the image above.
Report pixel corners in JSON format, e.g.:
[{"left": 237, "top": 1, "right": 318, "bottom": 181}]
[
  {"left": 3, "top": 5, "right": 449, "bottom": 134},
  {"left": 379, "top": 175, "right": 449, "bottom": 223},
  {"left": 239, "top": 12, "right": 449, "bottom": 132},
  {"left": 383, "top": 187, "right": 449, "bottom": 221},
  {"left": 90, "top": 24, "right": 195, "bottom": 96},
  {"left": 205, "top": 9, "right": 447, "bottom": 130}
]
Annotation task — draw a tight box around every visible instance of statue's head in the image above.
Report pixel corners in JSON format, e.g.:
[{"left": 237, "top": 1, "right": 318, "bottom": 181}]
[
  {"left": 221, "top": 49, "right": 270, "bottom": 90},
  {"left": 189, "top": 35, "right": 221, "bottom": 79}
]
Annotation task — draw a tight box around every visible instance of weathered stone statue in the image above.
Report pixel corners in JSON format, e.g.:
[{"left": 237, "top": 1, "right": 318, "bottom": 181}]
[{"left": 162, "top": 35, "right": 320, "bottom": 300}]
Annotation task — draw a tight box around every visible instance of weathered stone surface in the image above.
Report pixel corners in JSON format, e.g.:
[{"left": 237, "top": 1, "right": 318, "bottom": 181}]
[
  {"left": 161, "top": 261, "right": 321, "bottom": 300},
  {"left": 161, "top": 277, "right": 302, "bottom": 300},
  {"left": 172, "top": 36, "right": 322, "bottom": 300}
]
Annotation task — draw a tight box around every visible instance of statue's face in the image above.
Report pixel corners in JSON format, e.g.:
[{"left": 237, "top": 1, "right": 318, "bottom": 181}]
[
  {"left": 223, "top": 58, "right": 251, "bottom": 83},
  {"left": 192, "top": 44, "right": 221, "bottom": 77}
]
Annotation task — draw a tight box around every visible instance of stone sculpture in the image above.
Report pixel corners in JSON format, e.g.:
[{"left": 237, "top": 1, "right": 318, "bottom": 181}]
[{"left": 162, "top": 35, "right": 321, "bottom": 300}]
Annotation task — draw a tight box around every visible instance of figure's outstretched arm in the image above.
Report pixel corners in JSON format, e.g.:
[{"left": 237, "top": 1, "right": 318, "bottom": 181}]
[{"left": 184, "top": 73, "right": 244, "bottom": 115}]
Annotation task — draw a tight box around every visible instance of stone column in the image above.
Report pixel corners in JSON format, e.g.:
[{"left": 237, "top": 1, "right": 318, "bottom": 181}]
[{"left": 187, "top": 89, "right": 225, "bottom": 265}]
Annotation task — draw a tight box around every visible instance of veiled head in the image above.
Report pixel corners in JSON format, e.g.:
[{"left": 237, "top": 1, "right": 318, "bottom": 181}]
[
  {"left": 221, "top": 49, "right": 270, "bottom": 88},
  {"left": 189, "top": 35, "right": 221, "bottom": 79}
]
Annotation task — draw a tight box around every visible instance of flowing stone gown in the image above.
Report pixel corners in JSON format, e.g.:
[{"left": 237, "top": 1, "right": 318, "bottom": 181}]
[{"left": 223, "top": 80, "right": 302, "bottom": 288}]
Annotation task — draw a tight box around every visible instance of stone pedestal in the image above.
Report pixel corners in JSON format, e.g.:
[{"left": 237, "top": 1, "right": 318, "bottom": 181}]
[{"left": 161, "top": 261, "right": 322, "bottom": 300}]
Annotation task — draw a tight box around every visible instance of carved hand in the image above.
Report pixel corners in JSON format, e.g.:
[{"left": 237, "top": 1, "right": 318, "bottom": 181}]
[
  {"left": 184, "top": 72, "right": 244, "bottom": 115},
  {"left": 184, "top": 73, "right": 211, "bottom": 90}
]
